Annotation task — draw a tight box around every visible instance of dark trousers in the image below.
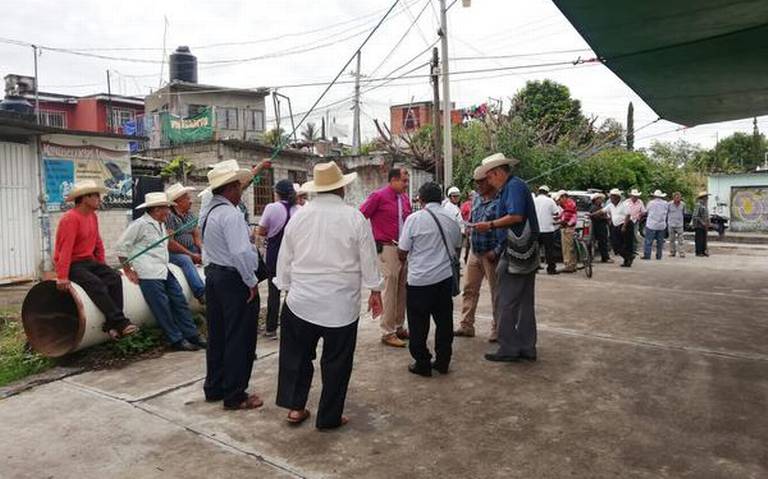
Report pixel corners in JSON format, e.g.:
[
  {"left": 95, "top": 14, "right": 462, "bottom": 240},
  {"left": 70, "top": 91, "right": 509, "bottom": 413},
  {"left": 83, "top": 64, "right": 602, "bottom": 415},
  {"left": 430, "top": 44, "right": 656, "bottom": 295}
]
[
  {"left": 495, "top": 260, "right": 537, "bottom": 356},
  {"left": 695, "top": 228, "right": 708, "bottom": 255},
  {"left": 593, "top": 222, "right": 610, "bottom": 261},
  {"left": 266, "top": 274, "right": 281, "bottom": 333},
  {"left": 276, "top": 305, "right": 358, "bottom": 429},
  {"left": 624, "top": 223, "right": 636, "bottom": 264},
  {"left": 203, "top": 265, "right": 258, "bottom": 408},
  {"left": 609, "top": 225, "right": 623, "bottom": 256},
  {"left": 406, "top": 278, "right": 454, "bottom": 369},
  {"left": 538, "top": 232, "right": 557, "bottom": 273},
  {"left": 69, "top": 260, "right": 128, "bottom": 331},
  {"left": 139, "top": 272, "right": 199, "bottom": 345}
]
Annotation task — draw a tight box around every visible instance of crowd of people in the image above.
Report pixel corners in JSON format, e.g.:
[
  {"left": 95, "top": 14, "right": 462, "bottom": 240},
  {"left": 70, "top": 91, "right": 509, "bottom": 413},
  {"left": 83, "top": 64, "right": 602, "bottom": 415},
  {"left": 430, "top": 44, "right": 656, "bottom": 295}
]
[{"left": 51, "top": 150, "right": 712, "bottom": 431}]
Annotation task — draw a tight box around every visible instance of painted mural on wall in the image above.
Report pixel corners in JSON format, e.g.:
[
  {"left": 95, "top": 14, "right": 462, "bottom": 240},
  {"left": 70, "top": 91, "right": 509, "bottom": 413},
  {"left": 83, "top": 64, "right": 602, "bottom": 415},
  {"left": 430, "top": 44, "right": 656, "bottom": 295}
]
[
  {"left": 730, "top": 186, "right": 768, "bottom": 232},
  {"left": 42, "top": 142, "right": 132, "bottom": 211}
]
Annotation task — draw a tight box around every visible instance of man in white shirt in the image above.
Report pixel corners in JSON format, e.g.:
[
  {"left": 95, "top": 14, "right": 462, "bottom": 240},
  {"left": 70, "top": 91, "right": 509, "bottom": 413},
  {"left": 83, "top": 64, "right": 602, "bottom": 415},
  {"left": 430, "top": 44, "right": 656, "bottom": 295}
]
[
  {"left": 533, "top": 185, "right": 560, "bottom": 275},
  {"left": 643, "top": 190, "right": 669, "bottom": 260},
  {"left": 443, "top": 186, "right": 464, "bottom": 259},
  {"left": 117, "top": 192, "right": 204, "bottom": 351},
  {"left": 399, "top": 182, "right": 462, "bottom": 377},
  {"left": 275, "top": 161, "right": 383, "bottom": 430},
  {"left": 603, "top": 188, "right": 633, "bottom": 267}
]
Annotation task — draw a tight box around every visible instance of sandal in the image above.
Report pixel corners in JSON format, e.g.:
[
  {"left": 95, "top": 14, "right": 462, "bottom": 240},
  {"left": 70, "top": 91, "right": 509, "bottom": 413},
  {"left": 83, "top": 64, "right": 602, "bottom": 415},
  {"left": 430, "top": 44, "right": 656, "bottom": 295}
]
[
  {"left": 106, "top": 323, "right": 140, "bottom": 340},
  {"left": 286, "top": 409, "right": 311, "bottom": 425},
  {"left": 224, "top": 394, "right": 264, "bottom": 410}
]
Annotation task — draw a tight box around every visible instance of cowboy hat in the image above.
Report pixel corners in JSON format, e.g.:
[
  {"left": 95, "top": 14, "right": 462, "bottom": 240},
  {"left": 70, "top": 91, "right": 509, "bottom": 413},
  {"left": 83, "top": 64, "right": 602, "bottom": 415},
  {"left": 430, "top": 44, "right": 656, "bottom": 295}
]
[
  {"left": 135, "top": 192, "right": 175, "bottom": 210},
  {"left": 553, "top": 189, "right": 567, "bottom": 201},
  {"left": 65, "top": 179, "right": 107, "bottom": 202},
  {"left": 650, "top": 189, "right": 667, "bottom": 198},
  {"left": 538, "top": 185, "right": 551, "bottom": 193},
  {"left": 165, "top": 182, "right": 196, "bottom": 202},
  {"left": 300, "top": 161, "right": 357, "bottom": 193},
  {"left": 697, "top": 191, "right": 710, "bottom": 198},
  {"left": 629, "top": 188, "right": 642, "bottom": 197},
  {"left": 472, "top": 166, "right": 487, "bottom": 181},
  {"left": 207, "top": 159, "right": 254, "bottom": 192},
  {"left": 475, "top": 152, "right": 519, "bottom": 178},
  {"left": 591, "top": 192, "right": 606, "bottom": 201},
  {"left": 447, "top": 186, "right": 461, "bottom": 196},
  {"left": 609, "top": 188, "right": 622, "bottom": 196},
  {"left": 293, "top": 183, "right": 308, "bottom": 196}
]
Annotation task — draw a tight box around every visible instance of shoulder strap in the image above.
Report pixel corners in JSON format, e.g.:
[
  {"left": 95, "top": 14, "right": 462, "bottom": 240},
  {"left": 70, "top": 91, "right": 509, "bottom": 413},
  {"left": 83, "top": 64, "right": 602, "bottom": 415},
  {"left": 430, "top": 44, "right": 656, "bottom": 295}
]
[
  {"left": 201, "top": 203, "right": 228, "bottom": 240},
  {"left": 425, "top": 208, "right": 455, "bottom": 260}
]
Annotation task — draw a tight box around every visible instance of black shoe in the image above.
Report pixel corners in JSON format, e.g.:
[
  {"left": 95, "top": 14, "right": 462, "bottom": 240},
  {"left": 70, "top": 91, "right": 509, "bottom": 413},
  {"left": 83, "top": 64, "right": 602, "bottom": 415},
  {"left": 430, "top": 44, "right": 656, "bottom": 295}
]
[
  {"left": 171, "top": 339, "right": 200, "bottom": 352},
  {"left": 431, "top": 361, "right": 450, "bottom": 374},
  {"left": 641, "top": 256, "right": 651, "bottom": 260},
  {"left": 484, "top": 352, "right": 521, "bottom": 362},
  {"left": 519, "top": 349, "right": 537, "bottom": 362},
  {"left": 408, "top": 362, "right": 432, "bottom": 377},
  {"left": 187, "top": 336, "right": 207, "bottom": 349},
  {"left": 620, "top": 263, "right": 631, "bottom": 268},
  {"left": 546, "top": 270, "right": 559, "bottom": 275}
]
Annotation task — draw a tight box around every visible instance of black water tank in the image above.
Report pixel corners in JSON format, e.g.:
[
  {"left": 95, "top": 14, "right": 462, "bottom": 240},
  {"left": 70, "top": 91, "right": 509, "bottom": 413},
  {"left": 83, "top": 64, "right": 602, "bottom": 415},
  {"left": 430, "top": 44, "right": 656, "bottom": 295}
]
[
  {"left": 0, "top": 95, "right": 34, "bottom": 114},
  {"left": 169, "top": 46, "right": 198, "bottom": 83}
]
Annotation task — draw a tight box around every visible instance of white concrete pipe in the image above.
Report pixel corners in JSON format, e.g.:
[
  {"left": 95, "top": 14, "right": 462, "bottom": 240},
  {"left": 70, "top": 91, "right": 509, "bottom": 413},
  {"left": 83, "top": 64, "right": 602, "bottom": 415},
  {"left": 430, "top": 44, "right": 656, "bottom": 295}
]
[{"left": 22, "top": 264, "right": 205, "bottom": 358}]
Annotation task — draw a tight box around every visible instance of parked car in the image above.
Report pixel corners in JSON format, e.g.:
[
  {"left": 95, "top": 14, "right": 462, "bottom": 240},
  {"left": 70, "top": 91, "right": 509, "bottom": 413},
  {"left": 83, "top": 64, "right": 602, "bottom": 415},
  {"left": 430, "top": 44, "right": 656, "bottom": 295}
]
[{"left": 684, "top": 212, "right": 728, "bottom": 237}]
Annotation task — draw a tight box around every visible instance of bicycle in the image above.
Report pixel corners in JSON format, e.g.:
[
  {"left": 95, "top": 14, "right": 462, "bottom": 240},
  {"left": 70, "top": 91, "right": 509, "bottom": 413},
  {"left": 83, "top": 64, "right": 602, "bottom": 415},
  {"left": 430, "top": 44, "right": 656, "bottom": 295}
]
[{"left": 574, "top": 218, "right": 594, "bottom": 279}]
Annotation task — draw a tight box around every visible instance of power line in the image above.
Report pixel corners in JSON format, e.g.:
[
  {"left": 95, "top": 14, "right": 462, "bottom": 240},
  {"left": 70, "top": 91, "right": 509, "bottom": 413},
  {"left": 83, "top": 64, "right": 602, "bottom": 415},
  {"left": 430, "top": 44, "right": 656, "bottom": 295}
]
[
  {"left": 368, "top": 0, "right": 432, "bottom": 78},
  {"left": 452, "top": 48, "right": 592, "bottom": 61}
]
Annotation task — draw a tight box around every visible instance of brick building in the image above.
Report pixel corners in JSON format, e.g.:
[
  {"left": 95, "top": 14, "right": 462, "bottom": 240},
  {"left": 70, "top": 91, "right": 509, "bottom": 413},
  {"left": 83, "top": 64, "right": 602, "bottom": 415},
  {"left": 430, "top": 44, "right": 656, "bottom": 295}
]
[{"left": 389, "top": 100, "right": 462, "bottom": 136}]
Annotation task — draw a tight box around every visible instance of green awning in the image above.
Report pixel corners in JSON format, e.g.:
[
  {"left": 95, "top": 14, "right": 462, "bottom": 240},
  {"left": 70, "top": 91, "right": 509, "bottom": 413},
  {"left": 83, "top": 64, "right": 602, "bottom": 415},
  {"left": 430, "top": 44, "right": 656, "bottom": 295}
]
[{"left": 552, "top": 0, "right": 768, "bottom": 126}]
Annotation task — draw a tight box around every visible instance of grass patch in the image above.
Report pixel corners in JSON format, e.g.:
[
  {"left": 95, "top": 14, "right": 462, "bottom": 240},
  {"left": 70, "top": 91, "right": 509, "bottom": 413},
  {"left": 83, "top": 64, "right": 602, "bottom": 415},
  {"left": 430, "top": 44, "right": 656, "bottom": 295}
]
[{"left": 0, "top": 318, "right": 54, "bottom": 387}]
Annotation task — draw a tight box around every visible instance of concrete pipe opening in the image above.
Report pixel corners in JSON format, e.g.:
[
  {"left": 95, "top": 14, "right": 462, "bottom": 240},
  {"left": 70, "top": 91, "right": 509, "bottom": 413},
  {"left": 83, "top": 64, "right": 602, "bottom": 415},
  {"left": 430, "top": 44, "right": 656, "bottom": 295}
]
[{"left": 22, "top": 281, "right": 84, "bottom": 358}]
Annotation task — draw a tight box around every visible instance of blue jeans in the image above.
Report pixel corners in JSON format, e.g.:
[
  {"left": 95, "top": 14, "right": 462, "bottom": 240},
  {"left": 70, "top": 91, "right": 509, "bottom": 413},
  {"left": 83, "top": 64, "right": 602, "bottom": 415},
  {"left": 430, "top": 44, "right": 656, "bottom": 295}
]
[
  {"left": 169, "top": 253, "right": 205, "bottom": 299},
  {"left": 643, "top": 227, "right": 665, "bottom": 260},
  {"left": 139, "top": 273, "right": 199, "bottom": 344}
]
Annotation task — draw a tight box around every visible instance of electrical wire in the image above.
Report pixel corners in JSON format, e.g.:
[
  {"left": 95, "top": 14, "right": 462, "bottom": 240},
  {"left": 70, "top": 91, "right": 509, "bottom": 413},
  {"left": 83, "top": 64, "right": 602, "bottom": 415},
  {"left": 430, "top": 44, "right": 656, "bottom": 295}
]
[{"left": 368, "top": 0, "right": 432, "bottom": 78}]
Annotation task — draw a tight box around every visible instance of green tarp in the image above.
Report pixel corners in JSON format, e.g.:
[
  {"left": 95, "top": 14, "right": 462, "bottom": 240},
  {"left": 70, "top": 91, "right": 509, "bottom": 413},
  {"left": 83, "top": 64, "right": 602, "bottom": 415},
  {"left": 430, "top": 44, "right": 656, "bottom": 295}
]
[
  {"left": 162, "top": 107, "right": 213, "bottom": 144},
  {"left": 552, "top": 0, "right": 768, "bottom": 126}
]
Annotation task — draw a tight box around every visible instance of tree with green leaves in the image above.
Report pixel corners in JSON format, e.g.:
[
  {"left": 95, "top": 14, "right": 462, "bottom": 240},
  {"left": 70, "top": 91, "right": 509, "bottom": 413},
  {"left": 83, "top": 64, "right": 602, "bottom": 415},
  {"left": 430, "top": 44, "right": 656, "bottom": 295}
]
[
  {"left": 511, "top": 79, "right": 592, "bottom": 145},
  {"left": 263, "top": 127, "right": 288, "bottom": 148},
  {"left": 301, "top": 122, "right": 319, "bottom": 143}
]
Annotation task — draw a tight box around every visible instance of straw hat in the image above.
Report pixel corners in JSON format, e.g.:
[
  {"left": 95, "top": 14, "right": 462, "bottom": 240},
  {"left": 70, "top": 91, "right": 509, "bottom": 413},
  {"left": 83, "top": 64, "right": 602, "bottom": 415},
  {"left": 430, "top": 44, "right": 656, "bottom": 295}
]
[
  {"left": 475, "top": 153, "right": 519, "bottom": 178},
  {"left": 591, "top": 192, "right": 606, "bottom": 201},
  {"left": 697, "top": 191, "right": 710, "bottom": 199},
  {"left": 64, "top": 179, "right": 107, "bottom": 202},
  {"left": 206, "top": 159, "right": 254, "bottom": 192},
  {"left": 447, "top": 186, "right": 461, "bottom": 196},
  {"left": 135, "top": 192, "right": 175, "bottom": 210},
  {"left": 165, "top": 182, "right": 195, "bottom": 202},
  {"left": 472, "top": 166, "right": 487, "bottom": 181},
  {"left": 553, "top": 189, "right": 567, "bottom": 201},
  {"left": 629, "top": 188, "right": 642, "bottom": 197},
  {"left": 609, "top": 188, "right": 622, "bottom": 196},
  {"left": 293, "top": 183, "right": 308, "bottom": 196},
  {"left": 538, "top": 185, "right": 551, "bottom": 193},
  {"left": 650, "top": 189, "right": 667, "bottom": 198},
  {"left": 300, "top": 161, "right": 357, "bottom": 193}
]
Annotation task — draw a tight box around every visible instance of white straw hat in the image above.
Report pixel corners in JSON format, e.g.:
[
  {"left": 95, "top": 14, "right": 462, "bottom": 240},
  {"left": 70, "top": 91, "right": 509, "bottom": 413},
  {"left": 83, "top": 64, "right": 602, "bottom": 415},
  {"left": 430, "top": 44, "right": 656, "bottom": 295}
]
[
  {"left": 650, "top": 189, "right": 667, "bottom": 198},
  {"left": 591, "top": 192, "right": 606, "bottom": 201},
  {"left": 553, "top": 189, "right": 567, "bottom": 201},
  {"left": 300, "top": 161, "right": 357, "bottom": 193},
  {"left": 609, "top": 188, "right": 622, "bottom": 196},
  {"left": 538, "top": 185, "right": 551, "bottom": 193},
  {"left": 447, "top": 186, "right": 461, "bottom": 196},
  {"left": 165, "top": 182, "right": 196, "bottom": 202},
  {"left": 206, "top": 159, "right": 254, "bottom": 192},
  {"left": 475, "top": 153, "right": 519, "bottom": 179},
  {"left": 64, "top": 179, "right": 107, "bottom": 202},
  {"left": 697, "top": 191, "right": 710, "bottom": 198},
  {"left": 629, "top": 188, "right": 642, "bottom": 197},
  {"left": 472, "top": 166, "right": 487, "bottom": 181},
  {"left": 135, "top": 192, "right": 175, "bottom": 210}
]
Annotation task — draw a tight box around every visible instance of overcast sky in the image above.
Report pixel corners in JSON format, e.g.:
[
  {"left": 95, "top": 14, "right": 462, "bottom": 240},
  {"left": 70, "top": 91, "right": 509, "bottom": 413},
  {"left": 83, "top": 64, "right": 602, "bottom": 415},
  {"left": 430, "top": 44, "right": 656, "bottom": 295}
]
[{"left": 2, "top": 0, "right": 765, "bottom": 149}]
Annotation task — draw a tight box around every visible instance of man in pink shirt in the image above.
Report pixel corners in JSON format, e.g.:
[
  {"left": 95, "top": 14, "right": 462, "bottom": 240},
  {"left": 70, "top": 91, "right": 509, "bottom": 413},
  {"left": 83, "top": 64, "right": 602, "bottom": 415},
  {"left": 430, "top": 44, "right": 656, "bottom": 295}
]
[{"left": 360, "top": 168, "right": 412, "bottom": 347}]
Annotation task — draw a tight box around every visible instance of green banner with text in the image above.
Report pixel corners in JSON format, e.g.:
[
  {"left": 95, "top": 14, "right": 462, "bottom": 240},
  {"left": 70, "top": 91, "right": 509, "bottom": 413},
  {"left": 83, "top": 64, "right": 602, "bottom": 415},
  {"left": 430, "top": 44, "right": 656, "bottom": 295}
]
[{"left": 162, "top": 107, "right": 213, "bottom": 145}]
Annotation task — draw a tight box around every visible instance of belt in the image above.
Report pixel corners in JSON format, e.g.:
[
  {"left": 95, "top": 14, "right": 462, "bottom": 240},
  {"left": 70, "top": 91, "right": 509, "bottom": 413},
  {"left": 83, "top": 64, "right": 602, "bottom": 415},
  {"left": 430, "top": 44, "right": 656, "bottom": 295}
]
[
  {"left": 376, "top": 241, "right": 398, "bottom": 247},
  {"left": 205, "top": 263, "right": 239, "bottom": 274}
]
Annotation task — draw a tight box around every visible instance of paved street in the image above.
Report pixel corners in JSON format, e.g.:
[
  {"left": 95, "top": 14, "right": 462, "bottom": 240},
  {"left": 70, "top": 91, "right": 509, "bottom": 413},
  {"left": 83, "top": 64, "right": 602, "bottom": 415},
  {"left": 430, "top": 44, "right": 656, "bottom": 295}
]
[{"left": 1, "top": 251, "right": 767, "bottom": 479}]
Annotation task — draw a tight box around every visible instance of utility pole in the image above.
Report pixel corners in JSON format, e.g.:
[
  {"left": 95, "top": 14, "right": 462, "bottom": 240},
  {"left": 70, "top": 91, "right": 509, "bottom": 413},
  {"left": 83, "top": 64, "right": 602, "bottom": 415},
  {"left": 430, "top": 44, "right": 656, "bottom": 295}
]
[
  {"left": 106, "top": 70, "right": 114, "bottom": 132},
  {"left": 32, "top": 45, "right": 40, "bottom": 124},
  {"left": 430, "top": 47, "right": 442, "bottom": 184},
  {"left": 439, "top": 0, "right": 453, "bottom": 187},
  {"left": 352, "top": 51, "right": 362, "bottom": 154}
]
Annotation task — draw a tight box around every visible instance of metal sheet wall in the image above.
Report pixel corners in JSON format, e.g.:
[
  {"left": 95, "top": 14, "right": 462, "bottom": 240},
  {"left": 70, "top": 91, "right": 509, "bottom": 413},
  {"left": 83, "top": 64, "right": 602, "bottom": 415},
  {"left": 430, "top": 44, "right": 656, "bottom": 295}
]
[{"left": 0, "top": 141, "right": 37, "bottom": 284}]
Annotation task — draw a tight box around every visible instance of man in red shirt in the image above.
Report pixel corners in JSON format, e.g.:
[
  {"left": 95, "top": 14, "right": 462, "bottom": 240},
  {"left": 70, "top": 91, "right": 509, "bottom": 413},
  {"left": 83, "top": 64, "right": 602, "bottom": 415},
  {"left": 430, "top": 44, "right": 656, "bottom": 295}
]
[
  {"left": 360, "top": 168, "right": 411, "bottom": 348},
  {"left": 556, "top": 190, "right": 578, "bottom": 273},
  {"left": 54, "top": 180, "right": 138, "bottom": 339}
]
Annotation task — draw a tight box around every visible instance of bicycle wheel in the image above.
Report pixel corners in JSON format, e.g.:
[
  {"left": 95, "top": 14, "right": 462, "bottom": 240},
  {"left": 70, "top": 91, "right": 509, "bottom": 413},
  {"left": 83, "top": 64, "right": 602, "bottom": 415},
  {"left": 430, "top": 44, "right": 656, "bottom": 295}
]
[{"left": 584, "top": 241, "right": 593, "bottom": 279}]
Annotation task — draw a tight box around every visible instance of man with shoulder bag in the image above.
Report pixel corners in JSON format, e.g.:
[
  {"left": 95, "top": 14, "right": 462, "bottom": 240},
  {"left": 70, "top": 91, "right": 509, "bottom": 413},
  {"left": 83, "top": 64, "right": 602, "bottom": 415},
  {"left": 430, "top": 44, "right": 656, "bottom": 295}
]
[
  {"left": 398, "top": 182, "right": 462, "bottom": 377},
  {"left": 473, "top": 154, "right": 540, "bottom": 363}
]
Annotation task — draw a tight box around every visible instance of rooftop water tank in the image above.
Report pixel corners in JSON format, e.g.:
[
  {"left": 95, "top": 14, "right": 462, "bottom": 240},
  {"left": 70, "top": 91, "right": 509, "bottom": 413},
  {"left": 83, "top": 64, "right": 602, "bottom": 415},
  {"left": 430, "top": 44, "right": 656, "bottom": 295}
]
[
  {"left": 170, "top": 46, "right": 198, "bottom": 84},
  {"left": 0, "top": 95, "right": 34, "bottom": 114}
]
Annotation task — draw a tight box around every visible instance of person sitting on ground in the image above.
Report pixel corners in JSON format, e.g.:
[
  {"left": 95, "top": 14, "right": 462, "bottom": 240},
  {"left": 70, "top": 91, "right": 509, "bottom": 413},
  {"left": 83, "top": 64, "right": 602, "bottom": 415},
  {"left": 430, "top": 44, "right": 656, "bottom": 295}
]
[
  {"left": 53, "top": 179, "right": 138, "bottom": 340},
  {"left": 643, "top": 190, "right": 668, "bottom": 260},
  {"left": 165, "top": 183, "right": 206, "bottom": 304},
  {"left": 589, "top": 193, "right": 612, "bottom": 263},
  {"left": 117, "top": 192, "right": 206, "bottom": 352},
  {"left": 399, "top": 182, "right": 462, "bottom": 377},
  {"left": 257, "top": 179, "right": 299, "bottom": 339},
  {"left": 555, "top": 190, "right": 578, "bottom": 273},
  {"left": 275, "top": 161, "right": 383, "bottom": 429}
]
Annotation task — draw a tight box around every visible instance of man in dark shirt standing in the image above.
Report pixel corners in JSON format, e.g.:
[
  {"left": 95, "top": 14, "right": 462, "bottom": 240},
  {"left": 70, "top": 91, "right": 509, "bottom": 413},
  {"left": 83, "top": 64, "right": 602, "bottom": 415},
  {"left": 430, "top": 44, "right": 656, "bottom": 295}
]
[
  {"left": 589, "top": 193, "right": 612, "bottom": 263},
  {"left": 473, "top": 153, "right": 540, "bottom": 363}
]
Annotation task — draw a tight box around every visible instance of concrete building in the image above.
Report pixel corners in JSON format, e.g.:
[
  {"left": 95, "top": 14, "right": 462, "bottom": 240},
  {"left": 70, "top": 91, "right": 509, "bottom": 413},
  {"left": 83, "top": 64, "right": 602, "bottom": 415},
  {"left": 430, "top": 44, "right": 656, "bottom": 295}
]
[
  {"left": 389, "top": 100, "right": 462, "bottom": 137},
  {"left": 708, "top": 171, "right": 768, "bottom": 232}
]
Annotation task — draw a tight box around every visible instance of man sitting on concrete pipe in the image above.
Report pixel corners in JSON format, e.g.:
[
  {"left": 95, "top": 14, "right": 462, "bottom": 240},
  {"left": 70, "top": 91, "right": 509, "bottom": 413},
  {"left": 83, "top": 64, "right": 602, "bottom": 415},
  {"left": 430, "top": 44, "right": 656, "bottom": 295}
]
[
  {"left": 53, "top": 180, "right": 139, "bottom": 340},
  {"left": 164, "top": 182, "right": 206, "bottom": 304},
  {"left": 116, "top": 192, "right": 206, "bottom": 352}
]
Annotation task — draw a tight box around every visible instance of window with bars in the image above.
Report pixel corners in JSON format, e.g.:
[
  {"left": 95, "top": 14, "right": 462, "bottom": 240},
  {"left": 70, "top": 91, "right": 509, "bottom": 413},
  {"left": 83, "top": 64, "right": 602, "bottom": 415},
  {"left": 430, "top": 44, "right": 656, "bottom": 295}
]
[
  {"left": 244, "top": 109, "right": 265, "bottom": 132},
  {"left": 216, "top": 107, "right": 239, "bottom": 130},
  {"left": 287, "top": 170, "right": 308, "bottom": 186},
  {"left": 39, "top": 110, "right": 67, "bottom": 128},
  {"left": 252, "top": 168, "right": 274, "bottom": 215},
  {"left": 111, "top": 108, "right": 136, "bottom": 132}
]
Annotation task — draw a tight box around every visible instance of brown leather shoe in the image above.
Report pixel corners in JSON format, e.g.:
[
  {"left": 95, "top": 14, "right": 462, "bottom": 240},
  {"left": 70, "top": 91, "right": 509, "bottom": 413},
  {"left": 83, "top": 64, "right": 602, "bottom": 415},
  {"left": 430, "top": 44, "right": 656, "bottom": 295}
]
[
  {"left": 395, "top": 327, "right": 409, "bottom": 340},
  {"left": 381, "top": 334, "right": 407, "bottom": 348},
  {"left": 454, "top": 327, "right": 475, "bottom": 338}
]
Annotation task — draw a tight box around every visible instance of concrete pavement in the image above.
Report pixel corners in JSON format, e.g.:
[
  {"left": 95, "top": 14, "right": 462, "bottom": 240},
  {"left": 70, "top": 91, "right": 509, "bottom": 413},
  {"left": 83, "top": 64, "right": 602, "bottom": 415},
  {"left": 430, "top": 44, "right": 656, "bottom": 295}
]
[{"left": 1, "top": 252, "right": 766, "bottom": 478}]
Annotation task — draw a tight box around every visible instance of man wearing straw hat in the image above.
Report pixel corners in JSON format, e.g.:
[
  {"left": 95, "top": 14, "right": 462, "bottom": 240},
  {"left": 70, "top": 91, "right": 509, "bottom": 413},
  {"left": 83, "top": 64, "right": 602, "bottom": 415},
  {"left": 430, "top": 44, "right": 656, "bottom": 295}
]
[
  {"left": 165, "top": 182, "right": 206, "bottom": 304},
  {"left": 588, "top": 192, "right": 612, "bottom": 263},
  {"left": 473, "top": 153, "right": 540, "bottom": 362},
  {"left": 275, "top": 161, "right": 383, "bottom": 429},
  {"left": 692, "top": 191, "right": 711, "bottom": 257},
  {"left": 643, "top": 190, "right": 669, "bottom": 260},
  {"left": 53, "top": 179, "right": 138, "bottom": 340},
  {"left": 117, "top": 192, "right": 205, "bottom": 351},
  {"left": 604, "top": 188, "right": 633, "bottom": 267},
  {"left": 200, "top": 160, "right": 264, "bottom": 410}
]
